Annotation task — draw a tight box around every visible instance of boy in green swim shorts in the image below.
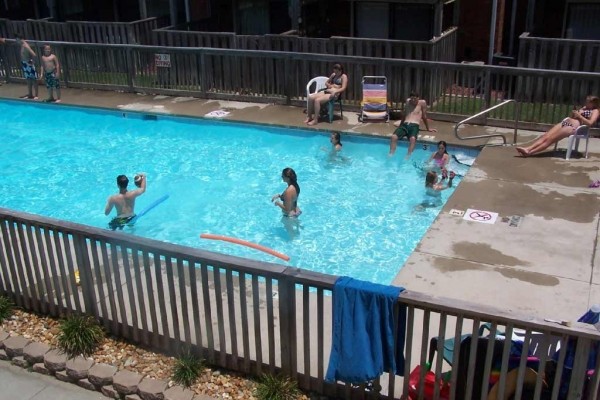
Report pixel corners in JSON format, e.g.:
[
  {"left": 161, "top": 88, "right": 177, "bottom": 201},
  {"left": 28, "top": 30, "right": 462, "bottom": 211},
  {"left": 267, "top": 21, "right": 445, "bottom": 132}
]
[{"left": 389, "top": 92, "right": 437, "bottom": 158}]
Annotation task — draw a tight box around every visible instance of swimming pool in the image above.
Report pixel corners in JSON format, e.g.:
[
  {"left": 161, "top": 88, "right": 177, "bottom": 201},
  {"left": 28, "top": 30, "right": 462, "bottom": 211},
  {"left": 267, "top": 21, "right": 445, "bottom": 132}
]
[{"left": 0, "top": 100, "right": 475, "bottom": 284}]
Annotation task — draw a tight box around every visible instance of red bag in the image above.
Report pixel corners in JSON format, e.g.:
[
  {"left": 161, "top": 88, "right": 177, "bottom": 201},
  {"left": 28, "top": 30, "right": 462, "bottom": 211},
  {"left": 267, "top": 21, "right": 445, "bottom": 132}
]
[{"left": 407, "top": 365, "right": 450, "bottom": 400}]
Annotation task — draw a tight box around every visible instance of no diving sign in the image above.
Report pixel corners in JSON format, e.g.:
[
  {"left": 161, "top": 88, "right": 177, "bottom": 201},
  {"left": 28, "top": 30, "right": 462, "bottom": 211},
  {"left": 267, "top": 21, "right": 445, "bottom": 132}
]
[{"left": 463, "top": 208, "right": 498, "bottom": 224}]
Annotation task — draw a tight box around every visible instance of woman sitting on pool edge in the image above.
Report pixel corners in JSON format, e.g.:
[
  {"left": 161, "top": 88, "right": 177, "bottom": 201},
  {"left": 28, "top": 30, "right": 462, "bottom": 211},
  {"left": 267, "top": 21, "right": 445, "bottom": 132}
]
[
  {"left": 516, "top": 95, "right": 599, "bottom": 157},
  {"left": 271, "top": 167, "right": 302, "bottom": 217},
  {"left": 304, "top": 63, "right": 348, "bottom": 126}
]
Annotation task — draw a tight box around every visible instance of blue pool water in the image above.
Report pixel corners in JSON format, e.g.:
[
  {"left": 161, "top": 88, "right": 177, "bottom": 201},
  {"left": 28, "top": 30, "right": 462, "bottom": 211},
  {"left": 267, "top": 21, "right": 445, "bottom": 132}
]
[{"left": 0, "top": 101, "right": 475, "bottom": 284}]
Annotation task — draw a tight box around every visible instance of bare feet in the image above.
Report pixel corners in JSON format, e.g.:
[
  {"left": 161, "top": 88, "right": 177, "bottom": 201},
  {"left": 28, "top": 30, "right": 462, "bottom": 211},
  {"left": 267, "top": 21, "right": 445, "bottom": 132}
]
[
  {"left": 54, "top": 99, "right": 61, "bottom": 103},
  {"left": 304, "top": 117, "right": 312, "bottom": 124},
  {"left": 307, "top": 120, "right": 317, "bottom": 126},
  {"left": 516, "top": 147, "right": 529, "bottom": 157}
]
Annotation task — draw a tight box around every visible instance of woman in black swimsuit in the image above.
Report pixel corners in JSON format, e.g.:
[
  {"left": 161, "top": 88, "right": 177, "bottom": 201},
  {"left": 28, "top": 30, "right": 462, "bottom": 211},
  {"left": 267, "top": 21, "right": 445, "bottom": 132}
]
[
  {"left": 516, "top": 96, "right": 599, "bottom": 157},
  {"left": 305, "top": 63, "right": 348, "bottom": 126}
]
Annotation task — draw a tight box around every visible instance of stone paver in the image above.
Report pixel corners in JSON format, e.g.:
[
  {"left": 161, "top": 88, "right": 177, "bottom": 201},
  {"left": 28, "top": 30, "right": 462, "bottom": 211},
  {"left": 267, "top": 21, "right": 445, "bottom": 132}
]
[
  {"left": 0, "top": 330, "right": 9, "bottom": 346},
  {"left": 163, "top": 386, "right": 196, "bottom": 400},
  {"left": 11, "top": 355, "right": 28, "bottom": 368},
  {"left": 65, "top": 356, "right": 95, "bottom": 380},
  {"left": 101, "top": 384, "right": 120, "bottom": 399},
  {"left": 113, "top": 369, "right": 144, "bottom": 395},
  {"left": 77, "top": 378, "right": 97, "bottom": 391},
  {"left": 88, "top": 362, "right": 117, "bottom": 387},
  {"left": 32, "top": 362, "right": 51, "bottom": 375},
  {"left": 138, "top": 377, "right": 168, "bottom": 400},
  {"left": 0, "top": 349, "right": 7, "bottom": 361},
  {"left": 23, "top": 342, "right": 51, "bottom": 364},
  {"left": 44, "top": 348, "right": 68, "bottom": 373},
  {"left": 2, "top": 335, "right": 30, "bottom": 358}
]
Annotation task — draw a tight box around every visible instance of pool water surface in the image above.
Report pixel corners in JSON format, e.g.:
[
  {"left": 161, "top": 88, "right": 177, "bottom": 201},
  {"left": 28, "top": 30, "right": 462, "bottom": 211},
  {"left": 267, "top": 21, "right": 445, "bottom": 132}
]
[{"left": 0, "top": 101, "right": 475, "bottom": 284}]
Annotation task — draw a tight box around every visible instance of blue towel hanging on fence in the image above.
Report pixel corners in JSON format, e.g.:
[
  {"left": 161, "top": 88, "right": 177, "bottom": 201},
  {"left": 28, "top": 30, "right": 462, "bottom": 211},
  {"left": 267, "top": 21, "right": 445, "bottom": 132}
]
[{"left": 325, "top": 276, "right": 406, "bottom": 384}]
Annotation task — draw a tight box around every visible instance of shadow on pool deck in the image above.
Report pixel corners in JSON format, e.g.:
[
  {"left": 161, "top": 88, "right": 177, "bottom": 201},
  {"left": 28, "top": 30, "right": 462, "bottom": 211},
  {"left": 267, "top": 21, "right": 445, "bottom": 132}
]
[{"left": 1, "top": 83, "right": 599, "bottom": 321}]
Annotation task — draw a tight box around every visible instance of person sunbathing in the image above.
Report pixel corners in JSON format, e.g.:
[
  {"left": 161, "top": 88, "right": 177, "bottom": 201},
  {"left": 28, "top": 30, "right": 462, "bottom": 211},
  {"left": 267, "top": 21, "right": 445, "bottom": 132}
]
[
  {"left": 516, "top": 96, "right": 599, "bottom": 157},
  {"left": 305, "top": 63, "right": 348, "bottom": 126}
]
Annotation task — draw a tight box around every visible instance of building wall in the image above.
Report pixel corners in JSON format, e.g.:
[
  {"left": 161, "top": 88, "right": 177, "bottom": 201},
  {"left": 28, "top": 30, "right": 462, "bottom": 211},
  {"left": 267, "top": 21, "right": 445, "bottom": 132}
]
[{"left": 457, "top": 0, "right": 493, "bottom": 61}]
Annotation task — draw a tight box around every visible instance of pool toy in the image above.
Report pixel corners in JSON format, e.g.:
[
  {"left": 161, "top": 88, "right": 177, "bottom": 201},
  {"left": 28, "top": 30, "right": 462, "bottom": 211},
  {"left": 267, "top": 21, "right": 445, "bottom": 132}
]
[
  {"left": 129, "top": 194, "right": 169, "bottom": 224},
  {"left": 199, "top": 233, "right": 290, "bottom": 262}
]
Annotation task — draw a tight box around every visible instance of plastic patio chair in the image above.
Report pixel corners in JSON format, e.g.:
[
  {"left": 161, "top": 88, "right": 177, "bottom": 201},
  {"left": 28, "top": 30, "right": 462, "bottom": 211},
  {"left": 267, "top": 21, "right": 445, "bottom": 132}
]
[
  {"left": 306, "top": 76, "right": 329, "bottom": 111},
  {"left": 553, "top": 124, "right": 590, "bottom": 159}
]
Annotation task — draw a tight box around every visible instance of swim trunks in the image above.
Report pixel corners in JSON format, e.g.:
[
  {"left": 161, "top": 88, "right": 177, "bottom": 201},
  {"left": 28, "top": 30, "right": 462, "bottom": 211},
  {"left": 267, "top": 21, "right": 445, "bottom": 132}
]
[
  {"left": 108, "top": 215, "right": 135, "bottom": 231},
  {"left": 21, "top": 61, "right": 37, "bottom": 80},
  {"left": 44, "top": 71, "right": 60, "bottom": 89},
  {"left": 393, "top": 122, "right": 420, "bottom": 139}
]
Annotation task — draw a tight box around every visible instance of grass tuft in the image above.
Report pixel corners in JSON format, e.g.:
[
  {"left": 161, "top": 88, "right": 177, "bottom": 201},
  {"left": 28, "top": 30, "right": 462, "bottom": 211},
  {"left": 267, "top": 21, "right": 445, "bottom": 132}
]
[
  {"left": 56, "top": 315, "right": 104, "bottom": 359},
  {"left": 0, "top": 295, "right": 14, "bottom": 324},
  {"left": 171, "top": 349, "right": 205, "bottom": 388},
  {"left": 254, "top": 373, "right": 301, "bottom": 400}
]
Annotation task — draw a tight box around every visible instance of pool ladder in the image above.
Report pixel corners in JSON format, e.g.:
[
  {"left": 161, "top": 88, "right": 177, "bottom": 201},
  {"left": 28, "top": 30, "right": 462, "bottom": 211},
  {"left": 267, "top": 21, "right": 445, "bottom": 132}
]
[{"left": 454, "top": 99, "right": 520, "bottom": 145}]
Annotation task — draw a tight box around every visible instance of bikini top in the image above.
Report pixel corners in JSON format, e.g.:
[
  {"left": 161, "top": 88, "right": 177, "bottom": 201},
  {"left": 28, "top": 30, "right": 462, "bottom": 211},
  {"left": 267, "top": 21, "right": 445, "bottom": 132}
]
[
  {"left": 329, "top": 73, "right": 343, "bottom": 86},
  {"left": 580, "top": 108, "right": 593, "bottom": 119}
]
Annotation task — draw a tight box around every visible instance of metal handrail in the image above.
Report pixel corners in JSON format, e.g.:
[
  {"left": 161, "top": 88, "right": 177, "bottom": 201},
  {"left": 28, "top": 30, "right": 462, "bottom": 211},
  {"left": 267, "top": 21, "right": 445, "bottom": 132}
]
[{"left": 454, "top": 99, "right": 520, "bottom": 144}]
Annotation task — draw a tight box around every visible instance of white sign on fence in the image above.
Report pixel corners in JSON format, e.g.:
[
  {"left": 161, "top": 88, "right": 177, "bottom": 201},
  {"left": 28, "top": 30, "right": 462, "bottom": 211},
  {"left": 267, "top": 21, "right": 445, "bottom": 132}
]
[{"left": 155, "top": 54, "right": 171, "bottom": 68}]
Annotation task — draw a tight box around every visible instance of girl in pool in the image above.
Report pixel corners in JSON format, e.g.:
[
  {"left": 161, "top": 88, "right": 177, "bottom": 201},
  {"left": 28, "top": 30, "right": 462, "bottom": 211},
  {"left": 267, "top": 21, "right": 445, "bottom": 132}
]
[
  {"left": 427, "top": 140, "right": 449, "bottom": 176},
  {"left": 271, "top": 167, "right": 302, "bottom": 217},
  {"left": 330, "top": 132, "right": 342, "bottom": 151},
  {"left": 516, "top": 95, "right": 599, "bottom": 157},
  {"left": 419, "top": 170, "right": 455, "bottom": 209}
]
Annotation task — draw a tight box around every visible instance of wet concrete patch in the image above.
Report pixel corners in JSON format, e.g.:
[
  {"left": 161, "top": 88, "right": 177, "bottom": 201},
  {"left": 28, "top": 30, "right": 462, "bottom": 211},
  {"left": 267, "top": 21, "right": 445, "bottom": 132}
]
[
  {"left": 495, "top": 267, "right": 559, "bottom": 286},
  {"left": 452, "top": 242, "right": 530, "bottom": 267}
]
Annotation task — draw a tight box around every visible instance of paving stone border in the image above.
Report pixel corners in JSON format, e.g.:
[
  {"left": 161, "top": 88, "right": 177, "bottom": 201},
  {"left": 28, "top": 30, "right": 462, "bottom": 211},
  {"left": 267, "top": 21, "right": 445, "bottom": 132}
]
[{"left": 0, "top": 329, "right": 216, "bottom": 400}]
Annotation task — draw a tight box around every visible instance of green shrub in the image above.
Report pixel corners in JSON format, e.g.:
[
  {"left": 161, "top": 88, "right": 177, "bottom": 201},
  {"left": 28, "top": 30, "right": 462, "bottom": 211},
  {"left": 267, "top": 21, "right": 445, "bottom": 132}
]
[
  {"left": 56, "top": 315, "right": 104, "bottom": 358},
  {"left": 254, "top": 374, "right": 301, "bottom": 400},
  {"left": 171, "top": 350, "right": 205, "bottom": 388},
  {"left": 0, "top": 295, "right": 14, "bottom": 324}
]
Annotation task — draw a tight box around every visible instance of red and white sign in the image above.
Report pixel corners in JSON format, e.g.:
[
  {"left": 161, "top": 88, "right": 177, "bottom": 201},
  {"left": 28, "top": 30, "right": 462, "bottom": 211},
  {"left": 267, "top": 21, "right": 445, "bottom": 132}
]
[
  {"left": 155, "top": 53, "right": 171, "bottom": 68},
  {"left": 463, "top": 208, "right": 498, "bottom": 224}
]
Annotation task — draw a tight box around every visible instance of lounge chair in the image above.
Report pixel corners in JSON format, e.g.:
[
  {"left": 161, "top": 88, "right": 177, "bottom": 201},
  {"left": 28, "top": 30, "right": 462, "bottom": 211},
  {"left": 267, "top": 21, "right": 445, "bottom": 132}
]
[
  {"left": 359, "top": 76, "right": 389, "bottom": 123},
  {"left": 553, "top": 124, "right": 590, "bottom": 159}
]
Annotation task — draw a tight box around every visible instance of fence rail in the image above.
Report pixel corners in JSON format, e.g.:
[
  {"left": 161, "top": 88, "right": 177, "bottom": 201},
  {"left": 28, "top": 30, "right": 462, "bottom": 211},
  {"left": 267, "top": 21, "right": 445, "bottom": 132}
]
[
  {"left": 1, "top": 40, "right": 599, "bottom": 129},
  {"left": 518, "top": 32, "right": 600, "bottom": 72},
  {"left": 1, "top": 208, "right": 599, "bottom": 399}
]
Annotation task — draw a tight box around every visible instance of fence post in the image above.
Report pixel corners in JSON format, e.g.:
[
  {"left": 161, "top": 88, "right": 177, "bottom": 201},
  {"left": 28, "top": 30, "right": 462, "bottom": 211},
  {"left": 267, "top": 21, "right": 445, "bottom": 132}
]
[
  {"left": 72, "top": 233, "right": 97, "bottom": 317},
  {"left": 284, "top": 55, "right": 292, "bottom": 105},
  {"left": 483, "top": 68, "right": 492, "bottom": 123},
  {"left": 126, "top": 46, "right": 135, "bottom": 93},
  {"left": 199, "top": 50, "right": 208, "bottom": 97},
  {"left": 278, "top": 269, "right": 297, "bottom": 376}
]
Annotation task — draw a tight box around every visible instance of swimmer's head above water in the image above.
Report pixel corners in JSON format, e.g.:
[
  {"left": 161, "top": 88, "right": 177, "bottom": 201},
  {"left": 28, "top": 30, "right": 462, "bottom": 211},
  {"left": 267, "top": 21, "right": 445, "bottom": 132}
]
[{"left": 117, "top": 175, "right": 129, "bottom": 190}]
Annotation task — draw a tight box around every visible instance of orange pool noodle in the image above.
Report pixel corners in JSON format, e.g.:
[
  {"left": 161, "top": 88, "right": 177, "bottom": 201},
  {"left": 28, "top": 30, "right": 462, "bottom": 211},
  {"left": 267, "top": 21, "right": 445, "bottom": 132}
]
[{"left": 200, "top": 233, "right": 290, "bottom": 262}]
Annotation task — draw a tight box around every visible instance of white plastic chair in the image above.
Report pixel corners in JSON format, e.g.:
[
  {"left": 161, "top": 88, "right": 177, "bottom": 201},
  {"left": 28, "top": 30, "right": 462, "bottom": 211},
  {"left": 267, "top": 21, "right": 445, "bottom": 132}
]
[
  {"left": 554, "top": 125, "right": 590, "bottom": 160},
  {"left": 306, "top": 76, "right": 329, "bottom": 111}
]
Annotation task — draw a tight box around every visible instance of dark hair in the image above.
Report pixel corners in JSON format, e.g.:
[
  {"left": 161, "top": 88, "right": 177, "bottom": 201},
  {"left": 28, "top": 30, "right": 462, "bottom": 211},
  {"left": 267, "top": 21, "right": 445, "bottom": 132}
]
[
  {"left": 437, "top": 140, "right": 448, "bottom": 154},
  {"left": 117, "top": 175, "right": 129, "bottom": 189},
  {"left": 331, "top": 132, "right": 342, "bottom": 146},
  {"left": 586, "top": 96, "right": 600, "bottom": 109},
  {"left": 426, "top": 171, "right": 437, "bottom": 187},
  {"left": 333, "top": 63, "right": 344, "bottom": 74},
  {"left": 409, "top": 91, "right": 419, "bottom": 98},
  {"left": 282, "top": 167, "right": 300, "bottom": 196}
]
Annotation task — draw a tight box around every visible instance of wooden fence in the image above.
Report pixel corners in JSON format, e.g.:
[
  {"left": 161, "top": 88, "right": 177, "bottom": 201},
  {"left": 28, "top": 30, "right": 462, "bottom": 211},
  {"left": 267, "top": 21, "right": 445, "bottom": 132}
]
[
  {"left": 151, "top": 27, "right": 458, "bottom": 62},
  {"left": 1, "top": 208, "right": 599, "bottom": 399},
  {"left": 1, "top": 40, "right": 599, "bottom": 129},
  {"left": 518, "top": 32, "right": 600, "bottom": 72}
]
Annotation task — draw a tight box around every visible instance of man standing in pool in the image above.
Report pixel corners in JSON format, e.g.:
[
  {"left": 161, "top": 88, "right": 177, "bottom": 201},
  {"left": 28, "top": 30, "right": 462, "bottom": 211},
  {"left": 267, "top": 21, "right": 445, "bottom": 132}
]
[
  {"left": 388, "top": 92, "right": 437, "bottom": 159},
  {"left": 105, "top": 174, "right": 146, "bottom": 230}
]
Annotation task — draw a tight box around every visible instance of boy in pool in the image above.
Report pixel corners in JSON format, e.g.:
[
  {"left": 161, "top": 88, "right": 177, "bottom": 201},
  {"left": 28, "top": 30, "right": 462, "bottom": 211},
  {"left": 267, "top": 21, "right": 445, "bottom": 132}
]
[{"left": 105, "top": 173, "right": 147, "bottom": 230}]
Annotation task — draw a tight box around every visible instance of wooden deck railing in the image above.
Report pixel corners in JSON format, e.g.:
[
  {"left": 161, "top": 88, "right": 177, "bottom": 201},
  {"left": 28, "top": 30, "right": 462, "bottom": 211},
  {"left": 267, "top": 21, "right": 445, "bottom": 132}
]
[
  {"left": 1, "top": 207, "right": 599, "bottom": 398},
  {"left": 1, "top": 40, "right": 599, "bottom": 129}
]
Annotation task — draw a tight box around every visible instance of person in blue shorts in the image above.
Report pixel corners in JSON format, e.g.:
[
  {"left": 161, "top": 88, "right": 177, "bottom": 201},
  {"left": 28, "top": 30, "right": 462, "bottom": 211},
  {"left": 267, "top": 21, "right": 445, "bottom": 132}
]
[
  {"left": 105, "top": 174, "right": 147, "bottom": 230},
  {"left": 16, "top": 34, "right": 39, "bottom": 100}
]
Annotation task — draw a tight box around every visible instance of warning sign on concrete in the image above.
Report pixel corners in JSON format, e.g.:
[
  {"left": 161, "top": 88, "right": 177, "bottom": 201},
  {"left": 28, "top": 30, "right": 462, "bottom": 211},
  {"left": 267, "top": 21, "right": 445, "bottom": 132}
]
[{"left": 463, "top": 208, "right": 498, "bottom": 224}]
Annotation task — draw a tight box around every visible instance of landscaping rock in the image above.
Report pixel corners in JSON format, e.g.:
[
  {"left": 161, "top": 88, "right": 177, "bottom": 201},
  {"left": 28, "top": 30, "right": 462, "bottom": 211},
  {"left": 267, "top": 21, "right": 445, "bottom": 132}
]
[
  {"left": 88, "top": 362, "right": 118, "bottom": 387},
  {"left": 44, "top": 349, "right": 68, "bottom": 372},
  {"left": 113, "top": 369, "right": 143, "bottom": 395},
  {"left": 163, "top": 386, "right": 195, "bottom": 400},
  {"left": 66, "top": 356, "right": 94, "bottom": 380},
  {"left": 0, "top": 330, "right": 9, "bottom": 347},
  {"left": 193, "top": 395, "right": 217, "bottom": 400},
  {"left": 126, "top": 394, "right": 143, "bottom": 400},
  {"left": 32, "top": 362, "right": 51, "bottom": 375},
  {"left": 138, "top": 377, "right": 168, "bottom": 400},
  {"left": 101, "top": 385, "right": 120, "bottom": 399},
  {"left": 3, "top": 335, "right": 30, "bottom": 358},
  {"left": 11, "top": 355, "right": 28, "bottom": 368},
  {"left": 77, "top": 378, "right": 97, "bottom": 391},
  {"left": 0, "top": 349, "right": 8, "bottom": 361},
  {"left": 55, "top": 370, "right": 71, "bottom": 382},
  {"left": 23, "top": 342, "right": 51, "bottom": 364}
]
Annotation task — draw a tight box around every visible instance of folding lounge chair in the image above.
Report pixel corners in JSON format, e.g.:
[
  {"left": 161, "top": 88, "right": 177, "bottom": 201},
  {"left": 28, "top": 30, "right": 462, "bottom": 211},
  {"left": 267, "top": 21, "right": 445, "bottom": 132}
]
[
  {"left": 553, "top": 124, "right": 590, "bottom": 159},
  {"left": 359, "top": 76, "right": 389, "bottom": 123}
]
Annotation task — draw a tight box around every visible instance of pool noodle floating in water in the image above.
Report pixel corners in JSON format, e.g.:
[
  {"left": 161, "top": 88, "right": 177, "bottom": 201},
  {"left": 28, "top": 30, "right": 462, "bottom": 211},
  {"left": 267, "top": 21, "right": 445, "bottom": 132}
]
[
  {"left": 130, "top": 194, "right": 169, "bottom": 224},
  {"left": 199, "top": 233, "right": 290, "bottom": 262}
]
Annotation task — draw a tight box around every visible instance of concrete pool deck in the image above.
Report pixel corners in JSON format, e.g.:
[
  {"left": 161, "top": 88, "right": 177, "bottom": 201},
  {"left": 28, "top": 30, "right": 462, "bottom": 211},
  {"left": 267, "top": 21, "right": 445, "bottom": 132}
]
[{"left": 1, "top": 83, "right": 599, "bottom": 323}]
